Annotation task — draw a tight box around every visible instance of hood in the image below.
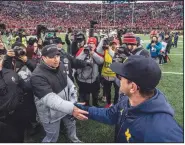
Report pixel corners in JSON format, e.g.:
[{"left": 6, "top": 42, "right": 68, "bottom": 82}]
[{"left": 126, "top": 89, "right": 174, "bottom": 117}]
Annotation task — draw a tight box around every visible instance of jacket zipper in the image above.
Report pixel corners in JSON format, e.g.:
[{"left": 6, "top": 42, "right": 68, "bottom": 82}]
[{"left": 116, "top": 112, "right": 128, "bottom": 142}]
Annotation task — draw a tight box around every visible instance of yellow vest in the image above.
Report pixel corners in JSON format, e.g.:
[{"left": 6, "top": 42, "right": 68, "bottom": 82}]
[
  {"left": 22, "top": 37, "right": 27, "bottom": 47},
  {"left": 10, "top": 36, "right": 17, "bottom": 45},
  {"left": 101, "top": 49, "right": 116, "bottom": 77}
]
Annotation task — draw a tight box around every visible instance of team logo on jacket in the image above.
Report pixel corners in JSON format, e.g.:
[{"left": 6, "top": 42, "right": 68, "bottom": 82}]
[
  {"left": 125, "top": 128, "right": 131, "bottom": 143},
  {"left": 11, "top": 76, "right": 16, "bottom": 82},
  {"left": 123, "top": 57, "right": 128, "bottom": 63}
]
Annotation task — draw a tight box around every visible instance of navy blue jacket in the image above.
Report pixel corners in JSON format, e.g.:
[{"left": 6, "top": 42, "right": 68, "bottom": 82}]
[{"left": 76, "top": 89, "right": 183, "bottom": 142}]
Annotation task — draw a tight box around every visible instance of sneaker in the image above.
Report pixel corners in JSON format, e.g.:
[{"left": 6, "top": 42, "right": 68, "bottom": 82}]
[{"left": 104, "top": 104, "right": 112, "bottom": 108}]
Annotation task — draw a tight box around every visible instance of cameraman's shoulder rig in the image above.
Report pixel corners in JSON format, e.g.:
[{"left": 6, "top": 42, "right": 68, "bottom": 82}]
[{"left": 102, "top": 49, "right": 116, "bottom": 77}]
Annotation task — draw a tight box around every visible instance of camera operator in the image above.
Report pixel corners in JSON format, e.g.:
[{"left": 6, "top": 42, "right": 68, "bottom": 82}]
[
  {"left": 3, "top": 42, "right": 39, "bottom": 135},
  {"left": 122, "top": 33, "right": 149, "bottom": 57},
  {"left": 26, "top": 37, "right": 41, "bottom": 64},
  {"left": 98, "top": 38, "right": 120, "bottom": 108},
  {"left": 146, "top": 31, "right": 162, "bottom": 62},
  {"left": 0, "top": 54, "right": 32, "bottom": 142},
  {"left": 65, "top": 28, "right": 74, "bottom": 54},
  {"left": 75, "top": 39, "right": 104, "bottom": 106},
  {"left": 71, "top": 32, "right": 86, "bottom": 57},
  {"left": 57, "top": 37, "right": 93, "bottom": 82}
]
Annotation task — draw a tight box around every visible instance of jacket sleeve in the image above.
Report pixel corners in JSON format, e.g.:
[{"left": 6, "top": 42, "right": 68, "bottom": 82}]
[
  {"left": 3, "top": 55, "right": 14, "bottom": 70},
  {"left": 75, "top": 103, "right": 119, "bottom": 125},
  {"left": 0, "top": 70, "right": 8, "bottom": 96},
  {"left": 67, "top": 76, "right": 78, "bottom": 103},
  {"left": 92, "top": 52, "right": 104, "bottom": 65},
  {"left": 25, "top": 59, "right": 37, "bottom": 72},
  {"left": 31, "top": 75, "right": 74, "bottom": 114},
  {"left": 154, "top": 42, "right": 162, "bottom": 51},
  {"left": 18, "top": 75, "right": 32, "bottom": 92},
  {"left": 71, "top": 41, "right": 78, "bottom": 56},
  {"left": 68, "top": 54, "right": 87, "bottom": 69},
  {"left": 146, "top": 43, "right": 151, "bottom": 50},
  {"left": 96, "top": 38, "right": 105, "bottom": 55},
  {"left": 65, "top": 33, "right": 71, "bottom": 46}
]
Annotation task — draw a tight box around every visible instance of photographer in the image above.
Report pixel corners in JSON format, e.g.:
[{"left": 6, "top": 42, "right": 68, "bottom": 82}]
[
  {"left": 123, "top": 33, "right": 149, "bottom": 57},
  {"left": 100, "top": 38, "right": 120, "bottom": 108},
  {"left": 3, "top": 43, "right": 39, "bottom": 135},
  {"left": 146, "top": 34, "right": 162, "bottom": 62},
  {"left": 75, "top": 40, "right": 104, "bottom": 106},
  {"left": 55, "top": 37, "right": 93, "bottom": 82},
  {"left": 26, "top": 37, "right": 41, "bottom": 64},
  {"left": 65, "top": 28, "right": 74, "bottom": 54},
  {"left": 71, "top": 32, "right": 86, "bottom": 57},
  {"left": 0, "top": 54, "right": 32, "bottom": 142}
]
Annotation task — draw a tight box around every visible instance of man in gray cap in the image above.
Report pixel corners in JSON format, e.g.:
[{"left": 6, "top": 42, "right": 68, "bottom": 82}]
[
  {"left": 75, "top": 55, "right": 183, "bottom": 143},
  {"left": 30, "top": 44, "right": 88, "bottom": 143}
]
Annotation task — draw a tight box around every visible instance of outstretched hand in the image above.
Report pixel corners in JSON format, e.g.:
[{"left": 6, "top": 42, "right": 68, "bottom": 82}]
[{"left": 72, "top": 106, "right": 88, "bottom": 121}]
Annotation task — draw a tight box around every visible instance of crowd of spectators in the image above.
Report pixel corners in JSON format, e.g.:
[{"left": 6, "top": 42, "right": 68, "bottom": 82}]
[{"left": 0, "top": 1, "right": 183, "bottom": 32}]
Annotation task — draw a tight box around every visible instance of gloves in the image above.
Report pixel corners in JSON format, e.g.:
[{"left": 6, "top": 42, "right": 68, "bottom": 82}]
[{"left": 74, "top": 103, "right": 89, "bottom": 111}]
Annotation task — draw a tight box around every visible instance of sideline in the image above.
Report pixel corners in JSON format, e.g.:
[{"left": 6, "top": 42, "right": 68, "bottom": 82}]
[{"left": 162, "top": 72, "right": 183, "bottom": 75}]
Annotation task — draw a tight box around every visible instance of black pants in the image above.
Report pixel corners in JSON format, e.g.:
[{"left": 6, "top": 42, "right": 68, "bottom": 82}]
[
  {"left": 23, "top": 93, "right": 37, "bottom": 124},
  {"left": 174, "top": 41, "right": 178, "bottom": 48},
  {"left": 78, "top": 78, "right": 100, "bottom": 106},
  {"left": 0, "top": 121, "right": 20, "bottom": 143},
  {"left": 102, "top": 78, "right": 119, "bottom": 104},
  {"left": 0, "top": 105, "right": 29, "bottom": 142}
]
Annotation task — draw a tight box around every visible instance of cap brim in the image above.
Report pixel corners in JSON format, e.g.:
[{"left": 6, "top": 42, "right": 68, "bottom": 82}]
[
  {"left": 47, "top": 51, "right": 60, "bottom": 58},
  {"left": 110, "top": 62, "right": 124, "bottom": 76}
]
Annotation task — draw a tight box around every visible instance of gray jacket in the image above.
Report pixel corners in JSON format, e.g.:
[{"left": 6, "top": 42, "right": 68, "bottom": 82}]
[
  {"left": 31, "top": 61, "right": 77, "bottom": 124},
  {"left": 76, "top": 49, "right": 104, "bottom": 83}
]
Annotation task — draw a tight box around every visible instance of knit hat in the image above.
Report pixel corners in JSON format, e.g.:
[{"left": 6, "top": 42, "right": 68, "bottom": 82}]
[{"left": 122, "top": 33, "right": 137, "bottom": 44}]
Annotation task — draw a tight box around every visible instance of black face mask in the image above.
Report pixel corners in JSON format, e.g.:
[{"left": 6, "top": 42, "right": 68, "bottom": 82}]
[{"left": 0, "top": 49, "right": 7, "bottom": 55}]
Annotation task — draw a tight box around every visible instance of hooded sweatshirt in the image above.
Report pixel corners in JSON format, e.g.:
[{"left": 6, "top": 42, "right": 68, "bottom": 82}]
[{"left": 75, "top": 89, "right": 183, "bottom": 143}]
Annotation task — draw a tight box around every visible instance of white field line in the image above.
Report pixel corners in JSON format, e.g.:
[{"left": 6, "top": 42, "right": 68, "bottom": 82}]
[
  {"left": 143, "top": 40, "right": 183, "bottom": 43},
  {"left": 162, "top": 72, "right": 183, "bottom": 75},
  {"left": 168, "top": 54, "right": 183, "bottom": 55}
]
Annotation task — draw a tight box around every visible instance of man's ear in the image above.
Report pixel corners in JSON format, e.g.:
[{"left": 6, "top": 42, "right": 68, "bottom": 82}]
[
  {"left": 42, "top": 56, "right": 47, "bottom": 62},
  {"left": 130, "top": 82, "right": 138, "bottom": 94}
]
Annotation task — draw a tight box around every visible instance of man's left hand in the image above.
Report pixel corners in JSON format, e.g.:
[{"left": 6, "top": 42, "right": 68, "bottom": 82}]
[{"left": 19, "top": 55, "right": 28, "bottom": 63}]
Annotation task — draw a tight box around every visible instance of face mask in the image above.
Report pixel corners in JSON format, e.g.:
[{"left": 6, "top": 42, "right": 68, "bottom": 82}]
[{"left": 108, "top": 47, "right": 115, "bottom": 57}]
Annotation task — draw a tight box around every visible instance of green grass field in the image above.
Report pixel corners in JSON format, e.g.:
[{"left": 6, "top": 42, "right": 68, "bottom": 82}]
[{"left": 25, "top": 34, "right": 183, "bottom": 143}]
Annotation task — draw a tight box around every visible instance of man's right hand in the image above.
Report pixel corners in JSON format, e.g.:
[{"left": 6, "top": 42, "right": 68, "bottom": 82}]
[
  {"left": 72, "top": 106, "right": 88, "bottom": 121},
  {"left": 7, "top": 50, "right": 15, "bottom": 57}
]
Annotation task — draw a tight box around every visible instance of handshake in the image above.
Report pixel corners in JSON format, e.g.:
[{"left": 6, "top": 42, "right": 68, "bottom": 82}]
[{"left": 72, "top": 102, "right": 89, "bottom": 121}]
